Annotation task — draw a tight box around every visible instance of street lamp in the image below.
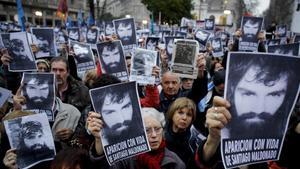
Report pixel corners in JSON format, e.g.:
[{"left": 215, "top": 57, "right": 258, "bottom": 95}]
[
  {"left": 224, "top": 10, "right": 231, "bottom": 15},
  {"left": 142, "top": 20, "right": 148, "bottom": 29},
  {"left": 125, "top": 15, "right": 131, "bottom": 18},
  {"left": 35, "top": 11, "right": 43, "bottom": 17},
  {"left": 35, "top": 11, "right": 43, "bottom": 26},
  {"left": 142, "top": 20, "right": 148, "bottom": 25}
]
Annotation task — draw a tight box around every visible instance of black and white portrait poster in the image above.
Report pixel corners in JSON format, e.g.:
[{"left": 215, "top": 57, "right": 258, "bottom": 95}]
[
  {"left": 0, "top": 22, "right": 9, "bottom": 33},
  {"left": 175, "top": 31, "right": 187, "bottom": 38},
  {"left": 0, "top": 87, "right": 12, "bottom": 108},
  {"left": 21, "top": 73, "right": 55, "bottom": 121},
  {"left": 267, "top": 43, "right": 300, "bottom": 56},
  {"left": 205, "top": 18, "right": 215, "bottom": 31},
  {"left": 97, "top": 40, "right": 129, "bottom": 81},
  {"left": 239, "top": 16, "right": 264, "bottom": 51},
  {"left": 80, "top": 26, "right": 88, "bottom": 42},
  {"left": 4, "top": 113, "right": 56, "bottom": 169},
  {"left": 145, "top": 37, "right": 159, "bottom": 51},
  {"left": 55, "top": 29, "right": 68, "bottom": 44},
  {"left": 129, "top": 48, "right": 157, "bottom": 85},
  {"left": 89, "top": 81, "right": 150, "bottom": 165},
  {"left": 113, "top": 18, "right": 137, "bottom": 55},
  {"left": 105, "top": 20, "right": 115, "bottom": 36},
  {"left": 86, "top": 27, "right": 98, "bottom": 44},
  {"left": 31, "top": 28, "right": 57, "bottom": 58},
  {"left": 211, "top": 37, "right": 224, "bottom": 57},
  {"left": 0, "top": 32, "right": 36, "bottom": 72},
  {"left": 277, "top": 25, "right": 287, "bottom": 45},
  {"left": 136, "top": 30, "right": 149, "bottom": 40},
  {"left": 196, "top": 20, "right": 205, "bottom": 29},
  {"left": 179, "top": 26, "right": 188, "bottom": 33},
  {"left": 165, "top": 36, "right": 184, "bottom": 63},
  {"left": 216, "top": 31, "right": 230, "bottom": 47},
  {"left": 194, "top": 29, "right": 212, "bottom": 51},
  {"left": 160, "top": 30, "right": 171, "bottom": 43},
  {"left": 67, "top": 27, "right": 80, "bottom": 42},
  {"left": 171, "top": 39, "right": 199, "bottom": 79},
  {"left": 276, "top": 25, "right": 287, "bottom": 38},
  {"left": 70, "top": 41, "right": 96, "bottom": 72},
  {"left": 180, "top": 17, "right": 196, "bottom": 28},
  {"left": 221, "top": 52, "right": 300, "bottom": 168}
]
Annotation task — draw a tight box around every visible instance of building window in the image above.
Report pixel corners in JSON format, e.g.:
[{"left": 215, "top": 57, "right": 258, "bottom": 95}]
[
  {"left": 10, "top": 15, "right": 14, "bottom": 21},
  {"left": 46, "top": 19, "right": 52, "bottom": 26},
  {"left": 28, "top": 17, "right": 32, "bottom": 23},
  {"left": 0, "top": 15, "right": 6, "bottom": 21}
]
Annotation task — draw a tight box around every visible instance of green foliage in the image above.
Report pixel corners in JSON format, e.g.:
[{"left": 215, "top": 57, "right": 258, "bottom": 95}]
[
  {"left": 141, "top": 0, "right": 193, "bottom": 25},
  {"left": 264, "top": 0, "right": 294, "bottom": 27}
]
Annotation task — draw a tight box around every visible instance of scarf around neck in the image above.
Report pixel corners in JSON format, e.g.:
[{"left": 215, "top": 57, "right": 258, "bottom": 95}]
[{"left": 136, "top": 139, "right": 166, "bottom": 169}]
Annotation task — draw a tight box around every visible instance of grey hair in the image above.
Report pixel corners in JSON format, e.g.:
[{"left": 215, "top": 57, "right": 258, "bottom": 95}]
[
  {"left": 161, "top": 71, "right": 181, "bottom": 84},
  {"left": 141, "top": 107, "right": 166, "bottom": 128}
]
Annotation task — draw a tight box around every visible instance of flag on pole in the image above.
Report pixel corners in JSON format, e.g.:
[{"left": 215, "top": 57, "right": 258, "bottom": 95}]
[
  {"left": 77, "top": 8, "right": 83, "bottom": 27},
  {"left": 57, "top": 0, "right": 68, "bottom": 21},
  {"left": 88, "top": 12, "right": 95, "bottom": 26},
  {"left": 16, "top": 0, "right": 26, "bottom": 31},
  {"left": 88, "top": 0, "right": 95, "bottom": 26},
  {"left": 150, "top": 13, "right": 154, "bottom": 34},
  {"left": 66, "top": 16, "right": 73, "bottom": 28}
]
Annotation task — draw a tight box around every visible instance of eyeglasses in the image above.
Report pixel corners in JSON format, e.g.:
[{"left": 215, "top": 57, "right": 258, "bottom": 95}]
[{"left": 145, "top": 127, "right": 163, "bottom": 135}]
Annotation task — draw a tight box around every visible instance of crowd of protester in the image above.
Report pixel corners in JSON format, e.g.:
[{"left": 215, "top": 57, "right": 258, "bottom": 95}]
[{"left": 0, "top": 17, "right": 299, "bottom": 169}]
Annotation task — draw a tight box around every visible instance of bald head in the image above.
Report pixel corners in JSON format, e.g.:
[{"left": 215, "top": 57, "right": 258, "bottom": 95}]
[{"left": 161, "top": 72, "right": 181, "bottom": 98}]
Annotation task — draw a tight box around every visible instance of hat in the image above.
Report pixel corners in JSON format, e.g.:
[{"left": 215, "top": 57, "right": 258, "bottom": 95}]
[
  {"left": 36, "top": 59, "right": 50, "bottom": 69},
  {"left": 213, "top": 69, "right": 225, "bottom": 86}
]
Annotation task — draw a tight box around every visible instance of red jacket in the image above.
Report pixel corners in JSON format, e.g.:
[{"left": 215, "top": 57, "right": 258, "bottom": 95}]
[{"left": 140, "top": 85, "right": 160, "bottom": 108}]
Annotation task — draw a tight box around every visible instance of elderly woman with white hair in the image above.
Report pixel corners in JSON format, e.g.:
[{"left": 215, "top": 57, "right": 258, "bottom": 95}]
[{"left": 87, "top": 107, "right": 186, "bottom": 169}]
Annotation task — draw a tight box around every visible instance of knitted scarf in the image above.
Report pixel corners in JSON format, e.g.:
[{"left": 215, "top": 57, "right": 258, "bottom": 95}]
[{"left": 136, "top": 139, "right": 166, "bottom": 169}]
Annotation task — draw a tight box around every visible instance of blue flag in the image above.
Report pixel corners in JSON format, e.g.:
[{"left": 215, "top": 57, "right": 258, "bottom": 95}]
[
  {"left": 88, "top": 12, "right": 95, "bottom": 26},
  {"left": 16, "top": 0, "right": 26, "bottom": 31},
  {"left": 88, "top": 0, "right": 95, "bottom": 26},
  {"left": 66, "top": 16, "right": 73, "bottom": 28},
  {"left": 77, "top": 9, "right": 83, "bottom": 27}
]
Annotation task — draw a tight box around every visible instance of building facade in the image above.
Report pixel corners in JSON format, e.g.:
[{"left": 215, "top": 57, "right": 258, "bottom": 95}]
[
  {"left": 192, "top": 0, "right": 241, "bottom": 31},
  {"left": 104, "top": 0, "right": 151, "bottom": 28},
  {"left": 0, "top": 0, "right": 86, "bottom": 26},
  {"left": 0, "top": 0, "right": 241, "bottom": 30}
]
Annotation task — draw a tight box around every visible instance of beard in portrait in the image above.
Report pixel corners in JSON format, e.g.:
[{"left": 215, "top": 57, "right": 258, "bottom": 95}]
[
  {"left": 92, "top": 84, "right": 144, "bottom": 145},
  {"left": 224, "top": 54, "right": 300, "bottom": 139},
  {"left": 22, "top": 76, "right": 54, "bottom": 111},
  {"left": 16, "top": 120, "right": 55, "bottom": 168}
]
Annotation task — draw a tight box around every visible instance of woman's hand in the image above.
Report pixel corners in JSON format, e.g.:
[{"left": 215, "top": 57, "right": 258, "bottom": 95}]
[
  {"left": 3, "top": 149, "right": 18, "bottom": 169},
  {"left": 87, "top": 111, "right": 104, "bottom": 155},
  {"left": 87, "top": 111, "right": 103, "bottom": 139},
  {"left": 0, "top": 48, "right": 12, "bottom": 66}
]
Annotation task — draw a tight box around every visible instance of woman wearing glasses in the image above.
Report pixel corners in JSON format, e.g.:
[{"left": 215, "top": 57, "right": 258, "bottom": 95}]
[{"left": 87, "top": 107, "right": 186, "bottom": 169}]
